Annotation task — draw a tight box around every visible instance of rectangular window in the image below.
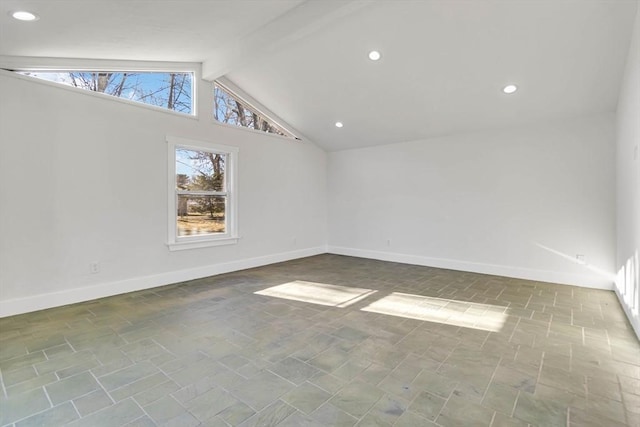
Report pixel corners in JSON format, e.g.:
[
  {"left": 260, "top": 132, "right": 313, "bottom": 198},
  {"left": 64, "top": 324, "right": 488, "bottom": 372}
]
[
  {"left": 167, "top": 136, "right": 238, "bottom": 250},
  {"left": 15, "top": 71, "right": 194, "bottom": 114}
]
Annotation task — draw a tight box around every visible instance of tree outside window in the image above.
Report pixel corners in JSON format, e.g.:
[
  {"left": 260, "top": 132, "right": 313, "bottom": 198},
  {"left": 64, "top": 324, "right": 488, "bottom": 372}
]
[
  {"left": 167, "top": 136, "right": 239, "bottom": 251},
  {"left": 17, "top": 71, "right": 193, "bottom": 114}
]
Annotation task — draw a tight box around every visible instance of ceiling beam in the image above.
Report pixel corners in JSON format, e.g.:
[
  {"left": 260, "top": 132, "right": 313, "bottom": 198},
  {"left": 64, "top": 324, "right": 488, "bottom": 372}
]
[{"left": 202, "top": 0, "right": 373, "bottom": 81}]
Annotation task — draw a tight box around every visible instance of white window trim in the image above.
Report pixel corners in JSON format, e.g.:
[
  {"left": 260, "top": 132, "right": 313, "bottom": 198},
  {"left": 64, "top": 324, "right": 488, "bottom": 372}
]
[
  {"left": 166, "top": 135, "right": 239, "bottom": 251},
  {"left": 210, "top": 116, "right": 301, "bottom": 142},
  {"left": 0, "top": 56, "right": 199, "bottom": 117},
  {"left": 214, "top": 77, "right": 302, "bottom": 140},
  {"left": 4, "top": 70, "right": 198, "bottom": 119}
]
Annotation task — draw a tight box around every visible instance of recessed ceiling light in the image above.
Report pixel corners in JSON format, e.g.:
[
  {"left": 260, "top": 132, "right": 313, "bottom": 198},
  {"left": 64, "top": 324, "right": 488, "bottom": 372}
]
[
  {"left": 11, "top": 11, "right": 39, "bottom": 21},
  {"left": 335, "top": 122, "right": 344, "bottom": 128},
  {"left": 368, "top": 51, "right": 381, "bottom": 61},
  {"left": 503, "top": 84, "right": 518, "bottom": 94}
]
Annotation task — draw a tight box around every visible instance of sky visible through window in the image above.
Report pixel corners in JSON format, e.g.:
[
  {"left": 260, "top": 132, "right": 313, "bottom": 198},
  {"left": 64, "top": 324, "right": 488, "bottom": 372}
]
[
  {"left": 14, "top": 70, "right": 299, "bottom": 138},
  {"left": 17, "top": 71, "right": 193, "bottom": 114},
  {"left": 176, "top": 148, "right": 201, "bottom": 178}
]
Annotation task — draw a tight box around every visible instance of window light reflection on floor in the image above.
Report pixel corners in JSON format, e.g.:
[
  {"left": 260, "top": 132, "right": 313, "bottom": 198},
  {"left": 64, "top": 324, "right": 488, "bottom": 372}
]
[
  {"left": 255, "top": 281, "right": 377, "bottom": 308},
  {"left": 256, "top": 283, "right": 507, "bottom": 332},
  {"left": 361, "top": 292, "right": 507, "bottom": 332}
]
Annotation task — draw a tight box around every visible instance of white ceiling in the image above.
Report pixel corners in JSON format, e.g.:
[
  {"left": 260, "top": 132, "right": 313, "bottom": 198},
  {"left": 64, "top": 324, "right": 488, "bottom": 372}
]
[
  {"left": 1, "top": 0, "right": 637, "bottom": 151},
  {"left": 0, "top": 0, "right": 304, "bottom": 61}
]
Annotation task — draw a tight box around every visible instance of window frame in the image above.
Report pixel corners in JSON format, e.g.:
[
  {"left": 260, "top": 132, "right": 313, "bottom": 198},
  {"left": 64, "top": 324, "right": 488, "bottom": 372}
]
[
  {"left": 166, "top": 135, "right": 239, "bottom": 251},
  {"left": 1, "top": 58, "right": 199, "bottom": 117},
  {"left": 15, "top": 70, "right": 195, "bottom": 116},
  {"left": 212, "top": 79, "right": 299, "bottom": 140}
]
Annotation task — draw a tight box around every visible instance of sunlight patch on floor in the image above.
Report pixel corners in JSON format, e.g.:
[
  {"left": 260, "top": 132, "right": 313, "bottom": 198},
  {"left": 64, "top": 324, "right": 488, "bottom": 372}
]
[
  {"left": 361, "top": 292, "right": 507, "bottom": 332},
  {"left": 255, "top": 281, "right": 377, "bottom": 308}
]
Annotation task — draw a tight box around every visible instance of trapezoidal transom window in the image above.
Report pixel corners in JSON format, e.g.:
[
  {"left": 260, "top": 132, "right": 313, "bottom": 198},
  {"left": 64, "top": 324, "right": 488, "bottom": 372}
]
[
  {"left": 167, "top": 136, "right": 239, "bottom": 251},
  {"left": 213, "top": 81, "right": 297, "bottom": 138},
  {"left": 15, "top": 71, "right": 194, "bottom": 114}
]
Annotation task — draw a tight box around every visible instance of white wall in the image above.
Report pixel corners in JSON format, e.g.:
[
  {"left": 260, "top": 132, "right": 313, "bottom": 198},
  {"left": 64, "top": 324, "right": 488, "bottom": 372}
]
[
  {"left": 0, "top": 70, "right": 327, "bottom": 316},
  {"left": 328, "top": 114, "right": 616, "bottom": 289},
  {"left": 616, "top": 5, "right": 640, "bottom": 338},
  {"left": 0, "top": 54, "right": 630, "bottom": 323}
]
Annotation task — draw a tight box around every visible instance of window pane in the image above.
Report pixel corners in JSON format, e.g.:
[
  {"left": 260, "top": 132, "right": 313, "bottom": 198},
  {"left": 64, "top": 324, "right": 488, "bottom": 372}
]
[
  {"left": 176, "top": 149, "right": 225, "bottom": 191},
  {"left": 16, "top": 71, "right": 193, "bottom": 114},
  {"left": 213, "top": 83, "right": 296, "bottom": 138},
  {"left": 177, "top": 195, "right": 226, "bottom": 236}
]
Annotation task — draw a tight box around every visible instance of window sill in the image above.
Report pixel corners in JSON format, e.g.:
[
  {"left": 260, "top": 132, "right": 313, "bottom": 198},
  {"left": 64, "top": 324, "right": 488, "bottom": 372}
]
[{"left": 167, "top": 236, "right": 239, "bottom": 251}]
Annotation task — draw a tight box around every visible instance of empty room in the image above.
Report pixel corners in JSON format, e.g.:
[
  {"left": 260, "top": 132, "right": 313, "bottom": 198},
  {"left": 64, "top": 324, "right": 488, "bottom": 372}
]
[{"left": 0, "top": 0, "right": 639, "bottom": 426}]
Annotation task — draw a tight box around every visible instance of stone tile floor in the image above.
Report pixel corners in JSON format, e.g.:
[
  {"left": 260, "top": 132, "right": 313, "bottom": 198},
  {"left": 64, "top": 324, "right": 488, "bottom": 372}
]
[{"left": 1, "top": 254, "right": 639, "bottom": 426}]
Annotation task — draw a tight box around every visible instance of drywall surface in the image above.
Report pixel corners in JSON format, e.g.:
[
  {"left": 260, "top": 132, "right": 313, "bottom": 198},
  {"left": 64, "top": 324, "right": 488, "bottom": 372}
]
[
  {"left": 328, "top": 115, "right": 616, "bottom": 289},
  {"left": 0, "top": 70, "right": 327, "bottom": 316},
  {"left": 616, "top": 5, "right": 640, "bottom": 338}
]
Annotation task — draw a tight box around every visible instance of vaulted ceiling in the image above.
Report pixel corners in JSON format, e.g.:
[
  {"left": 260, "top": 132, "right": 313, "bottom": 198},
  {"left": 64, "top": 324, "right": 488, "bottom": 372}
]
[{"left": 1, "top": 0, "right": 637, "bottom": 151}]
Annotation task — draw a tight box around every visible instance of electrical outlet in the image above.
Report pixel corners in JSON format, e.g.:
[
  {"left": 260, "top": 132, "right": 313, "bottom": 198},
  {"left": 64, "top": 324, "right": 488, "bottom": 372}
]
[
  {"left": 293, "top": 236, "right": 297, "bottom": 246},
  {"left": 387, "top": 239, "right": 391, "bottom": 246},
  {"left": 90, "top": 262, "right": 100, "bottom": 274},
  {"left": 575, "top": 254, "right": 586, "bottom": 265}
]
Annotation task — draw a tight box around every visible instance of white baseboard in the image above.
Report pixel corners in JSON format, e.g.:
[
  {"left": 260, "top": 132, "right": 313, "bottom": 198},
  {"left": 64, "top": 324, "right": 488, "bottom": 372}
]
[
  {"left": 0, "top": 246, "right": 327, "bottom": 318},
  {"left": 327, "top": 246, "right": 614, "bottom": 290},
  {"left": 2, "top": 245, "right": 616, "bottom": 318}
]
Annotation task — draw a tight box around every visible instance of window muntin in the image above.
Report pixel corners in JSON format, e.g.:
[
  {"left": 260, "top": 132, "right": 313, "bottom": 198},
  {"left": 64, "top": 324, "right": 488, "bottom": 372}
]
[
  {"left": 167, "top": 136, "right": 238, "bottom": 250},
  {"left": 213, "top": 82, "right": 296, "bottom": 138},
  {"left": 16, "top": 71, "right": 194, "bottom": 114}
]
